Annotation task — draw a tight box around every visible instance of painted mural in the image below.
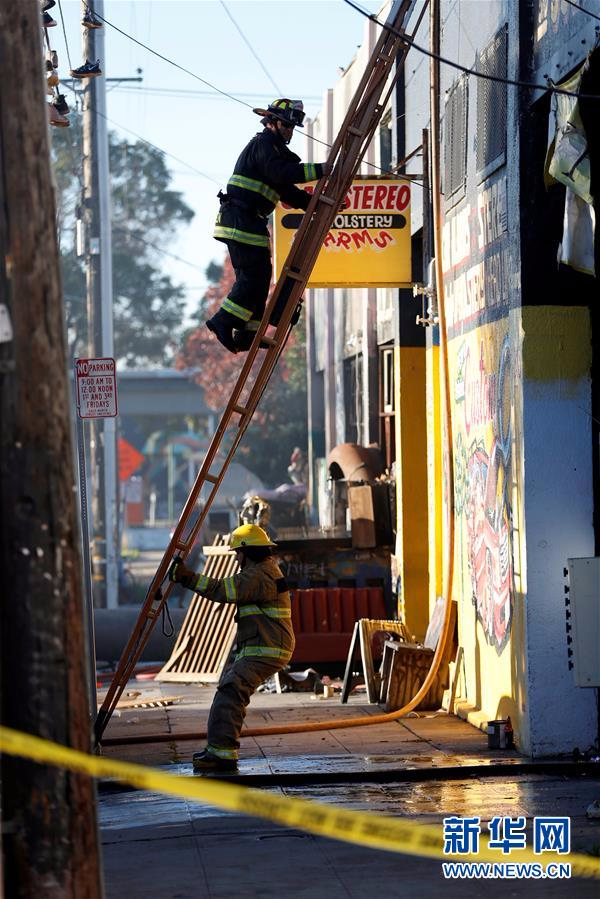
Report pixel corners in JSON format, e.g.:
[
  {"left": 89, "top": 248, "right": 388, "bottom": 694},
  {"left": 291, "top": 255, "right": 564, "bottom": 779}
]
[
  {"left": 454, "top": 329, "right": 513, "bottom": 653},
  {"left": 441, "top": 169, "right": 515, "bottom": 654}
]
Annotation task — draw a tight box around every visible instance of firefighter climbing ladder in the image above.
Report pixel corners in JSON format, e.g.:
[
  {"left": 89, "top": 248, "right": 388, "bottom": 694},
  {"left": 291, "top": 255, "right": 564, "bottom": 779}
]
[{"left": 95, "top": 0, "right": 414, "bottom": 744}]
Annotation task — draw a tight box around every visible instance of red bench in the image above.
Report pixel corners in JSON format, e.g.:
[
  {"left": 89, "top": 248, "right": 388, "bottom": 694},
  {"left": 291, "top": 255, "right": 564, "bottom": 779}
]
[{"left": 290, "top": 586, "right": 386, "bottom": 663}]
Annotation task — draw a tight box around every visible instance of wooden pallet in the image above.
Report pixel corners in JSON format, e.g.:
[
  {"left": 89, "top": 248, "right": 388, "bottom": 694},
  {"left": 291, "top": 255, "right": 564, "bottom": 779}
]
[
  {"left": 155, "top": 536, "right": 238, "bottom": 683},
  {"left": 379, "top": 599, "right": 457, "bottom": 711}
]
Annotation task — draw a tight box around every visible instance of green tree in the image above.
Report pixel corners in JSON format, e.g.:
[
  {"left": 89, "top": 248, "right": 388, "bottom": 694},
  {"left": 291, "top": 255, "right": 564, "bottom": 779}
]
[{"left": 51, "top": 114, "right": 195, "bottom": 366}]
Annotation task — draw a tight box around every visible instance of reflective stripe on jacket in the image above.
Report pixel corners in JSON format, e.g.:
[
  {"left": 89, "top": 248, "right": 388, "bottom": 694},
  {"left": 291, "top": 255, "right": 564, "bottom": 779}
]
[
  {"left": 192, "top": 557, "right": 295, "bottom": 662},
  {"left": 214, "top": 128, "right": 324, "bottom": 247}
]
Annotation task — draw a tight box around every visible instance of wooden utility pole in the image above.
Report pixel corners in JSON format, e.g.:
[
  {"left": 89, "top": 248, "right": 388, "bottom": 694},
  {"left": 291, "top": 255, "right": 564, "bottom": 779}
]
[{"left": 0, "top": 2, "right": 103, "bottom": 896}]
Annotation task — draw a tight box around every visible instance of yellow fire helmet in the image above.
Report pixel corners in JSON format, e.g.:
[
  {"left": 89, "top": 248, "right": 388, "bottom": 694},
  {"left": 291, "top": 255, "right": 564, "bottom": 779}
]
[{"left": 230, "top": 523, "right": 276, "bottom": 550}]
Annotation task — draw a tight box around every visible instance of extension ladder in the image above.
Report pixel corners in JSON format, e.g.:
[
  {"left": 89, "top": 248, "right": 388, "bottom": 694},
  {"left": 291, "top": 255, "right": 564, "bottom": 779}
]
[{"left": 95, "top": 0, "right": 414, "bottom": 743}]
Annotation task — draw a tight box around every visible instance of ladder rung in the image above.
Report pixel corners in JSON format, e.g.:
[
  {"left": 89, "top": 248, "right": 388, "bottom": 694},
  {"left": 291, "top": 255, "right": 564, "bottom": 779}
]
[
  {"left": 260, "top": 335, "right": 277, "bottom": 347},
  {"left": 318, "top": 194, "right": 335, "bottom": 206},
  {"left": 174, "top": 542, "right": 187, "bottom": 552},
  {"left": 347, "top": 126, "right": 364, "bottom": 137},
  {"left": 232, "top": 404, "right": 247, "bottom": 416},
  {"left": 205, "top": 473, "right": 218, "bottom": 484},
  {"left": 285, "top": 270, "right": 304, "bottom": 281}
]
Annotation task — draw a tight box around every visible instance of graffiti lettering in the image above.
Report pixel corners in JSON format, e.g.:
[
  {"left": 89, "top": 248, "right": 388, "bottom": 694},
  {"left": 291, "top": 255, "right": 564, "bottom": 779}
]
[
  {"left": 463, "top": 341, "right": 497, "bottom": 436},
  {"left": 477, "top": 179, "right": 508, "bottom": 249},
  {"left": 446, "top": 250, "right": 508, "bottom": 329},
  {"left": 441, "top": 176, "right": 510, "bottom": 330},
  {"left": 442, "top": 203, "right": 472, "bottom": 272}
]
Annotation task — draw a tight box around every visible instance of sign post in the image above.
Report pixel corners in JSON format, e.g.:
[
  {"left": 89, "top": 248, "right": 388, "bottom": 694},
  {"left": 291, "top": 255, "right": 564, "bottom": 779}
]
[{"left": 74, "top": 357, "right": 118, "bottom": 718}]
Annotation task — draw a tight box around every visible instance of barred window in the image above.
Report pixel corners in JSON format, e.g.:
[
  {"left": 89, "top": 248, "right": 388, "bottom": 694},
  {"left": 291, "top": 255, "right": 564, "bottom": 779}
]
[
  {"left": 444, "top": 74, "right": 468, "bottom": 204},
  {"left": 477, "top": 25, "right": 508, "bottom": 180}
]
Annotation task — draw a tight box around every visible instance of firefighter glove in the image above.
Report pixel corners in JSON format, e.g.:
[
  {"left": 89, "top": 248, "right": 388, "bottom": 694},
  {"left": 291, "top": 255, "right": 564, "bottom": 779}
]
[{"left": 169, "top": 557, "right": 195, "bottom": 589}]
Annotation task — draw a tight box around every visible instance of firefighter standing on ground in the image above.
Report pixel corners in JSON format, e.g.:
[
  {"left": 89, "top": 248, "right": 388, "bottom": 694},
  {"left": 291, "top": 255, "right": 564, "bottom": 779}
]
[
  {"left": 206, "top": 98, "right": 333, "bottom": 353},
  {"left": 169, "top": 524, "right": 294, "bottom": 771}
]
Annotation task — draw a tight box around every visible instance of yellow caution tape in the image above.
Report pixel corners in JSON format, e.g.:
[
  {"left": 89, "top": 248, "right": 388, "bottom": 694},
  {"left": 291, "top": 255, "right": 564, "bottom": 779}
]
[{"left": 1, "top": 725, "right": 599, "bottom": 879}]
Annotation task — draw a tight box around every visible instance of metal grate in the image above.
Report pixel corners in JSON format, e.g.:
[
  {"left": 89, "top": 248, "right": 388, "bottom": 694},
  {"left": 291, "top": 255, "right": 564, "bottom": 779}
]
[
  {"left": 156, "top": 536, "right": 238, "bottom": 683},
  {"left": 476, "top": 24, "right": 508, "bottom": 180},
  {"left": 443, "top": 74, "right": 469, "bottom": 203}
]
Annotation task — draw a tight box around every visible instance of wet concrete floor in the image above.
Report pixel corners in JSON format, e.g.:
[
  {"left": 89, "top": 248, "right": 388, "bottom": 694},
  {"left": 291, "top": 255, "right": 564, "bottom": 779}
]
[
  {"left": 99, "top": 681, "right": 600, "bottom": 897},
  {"left": 100, "top": 773, "right": 600, "bottom": 898}
]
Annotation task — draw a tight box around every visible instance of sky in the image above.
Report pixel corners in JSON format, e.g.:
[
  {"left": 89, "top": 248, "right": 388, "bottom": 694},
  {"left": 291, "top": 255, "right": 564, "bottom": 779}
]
[{"left": 52, "top": 0, "right": 384, "bottom": 321}]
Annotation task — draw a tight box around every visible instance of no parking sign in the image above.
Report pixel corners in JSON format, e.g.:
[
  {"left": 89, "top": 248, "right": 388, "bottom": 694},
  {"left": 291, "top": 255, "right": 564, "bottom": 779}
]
[{"left": 75, "top": 357, "right": 118, "bottom": 419}]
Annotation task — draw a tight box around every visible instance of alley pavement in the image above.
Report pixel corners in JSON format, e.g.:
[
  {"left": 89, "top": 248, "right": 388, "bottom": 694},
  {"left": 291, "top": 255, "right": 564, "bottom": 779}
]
[{"left": 98, "top": 678, "right": 600, "bottom": 898}]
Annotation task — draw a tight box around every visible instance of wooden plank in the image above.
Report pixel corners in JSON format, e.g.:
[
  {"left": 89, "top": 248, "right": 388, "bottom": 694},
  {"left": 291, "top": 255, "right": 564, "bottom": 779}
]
[
  {"left": 203, "top": 545, "right": 233, "bottom": 558},
  {"left": 341, "top": 622, "right": 361, "bottom": 703},
  {"left": 359, "top": 619, "right": 379, "bottom": 703},
  {"left": 443, "top": 644, "right": 464, "bottom": 713},
  {"left": 115, "top": 695, "right": 183, "bottom": 710}
]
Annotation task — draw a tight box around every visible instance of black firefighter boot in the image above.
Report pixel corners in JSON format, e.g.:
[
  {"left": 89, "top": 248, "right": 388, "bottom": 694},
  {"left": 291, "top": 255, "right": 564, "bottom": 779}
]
[
  {"left": 192, "top": 749, "right": 238, "bottom": 773},
  {"left": 205, "top": 309, "right": 240, "bottom": 354}
]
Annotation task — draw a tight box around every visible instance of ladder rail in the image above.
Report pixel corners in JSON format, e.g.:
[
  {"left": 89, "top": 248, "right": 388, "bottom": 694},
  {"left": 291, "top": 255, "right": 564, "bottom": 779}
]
[
  {"left": 94, "top": 319, "right": 299, "bottom": 739},
  {"left": 95, "top": 0, "right": 414, "bottom": 742}
]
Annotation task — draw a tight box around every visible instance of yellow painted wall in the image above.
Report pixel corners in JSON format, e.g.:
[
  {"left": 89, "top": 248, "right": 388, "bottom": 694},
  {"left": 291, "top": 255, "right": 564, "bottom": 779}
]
[
  {"left": 521, "top": 306, "right": 592, "bottom": 382},
  {"left": 426, "top": 344, "right": 443, "bottom": 611},
  {"left": 444, "top": 306, "right": 593, "bottom": 741},
  {"left": 427, "top": 315, "right": 524, "bottom": 737},
  {"left": 394, "top": 346, "right": 429, "bottom": 640}
]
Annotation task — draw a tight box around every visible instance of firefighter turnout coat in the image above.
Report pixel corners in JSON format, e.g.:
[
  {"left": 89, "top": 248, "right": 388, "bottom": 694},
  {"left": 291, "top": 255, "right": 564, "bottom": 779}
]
[
  {"left": 214, "top": 127, "right": 326, "bottom": 250},
  {"left": 191, "top": 556, "right": 295, "bottom": 664}
]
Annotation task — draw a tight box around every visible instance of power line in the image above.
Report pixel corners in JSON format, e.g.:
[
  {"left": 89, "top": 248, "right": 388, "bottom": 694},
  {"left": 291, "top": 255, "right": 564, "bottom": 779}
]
[
  {"left": 97, "top": 110, "right": 222, "bottom": 185},
  {"left": 219, "top": 1, "right": 283, "bottom": 96},
  {"left": 59, "top": 87, "right": 222, "bottom": 185},
  {"left": 564, "top": 0, "right": 600, "bottom": 24},
  {"left": 343, "top": 0, "right": 600, "bottom": 100},
  {"left": 52, "top": 2, "right": 84, "bottom": 192},
  {"left": 83, "top": 4, "right": 423, "bottom": 183},
  {"left": 84, "top": 6, "right": 354, "bottom": 158},
  {"left": 57, "top": 0, "right": 74, "bottom": 74},
  {"left": 108, "top": 85, "right": 322, "bottom": 101},
  {"left": 86, "top": 4, "right": 253, "bottom": 110},
  {"left": 112, "top": 227, "right": 205, "bottom": 272}
]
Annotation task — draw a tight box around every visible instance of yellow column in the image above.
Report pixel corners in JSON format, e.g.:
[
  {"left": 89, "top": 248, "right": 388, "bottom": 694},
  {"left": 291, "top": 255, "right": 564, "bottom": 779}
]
[{"left": 395, "top": 345, "right": 430, "bottom": 640}]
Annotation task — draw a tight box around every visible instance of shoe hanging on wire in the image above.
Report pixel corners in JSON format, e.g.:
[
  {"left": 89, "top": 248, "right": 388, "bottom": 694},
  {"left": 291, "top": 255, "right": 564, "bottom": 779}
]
[
  {"left": 82, "top": 9, "right": 103, "bottom": 29},
  {"left": 54, "top": 94, "right": 69, "bottom": 116},
  {"left": 48, "top": 103, "right": 69, "bottom": 128},
  {"left": 70, "top": 59, "right": 102, "bottom": 79},
  {"left": 42, "top": 11, "right": 57, "bottom": 28}
]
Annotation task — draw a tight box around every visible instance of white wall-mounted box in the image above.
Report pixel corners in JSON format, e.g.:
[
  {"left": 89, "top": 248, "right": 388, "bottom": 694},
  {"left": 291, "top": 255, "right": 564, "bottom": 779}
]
[{"left": 565, "top": 558, "right": 600, "bottom": 687}]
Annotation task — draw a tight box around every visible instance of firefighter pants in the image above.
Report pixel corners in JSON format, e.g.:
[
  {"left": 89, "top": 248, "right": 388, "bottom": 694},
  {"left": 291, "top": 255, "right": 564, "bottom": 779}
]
[
  {"left": 206, "top": 655, "right": 287, "bottom": 760},
  {"left": 221, "top": 240, "right": 272, "bottom": 332}
]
